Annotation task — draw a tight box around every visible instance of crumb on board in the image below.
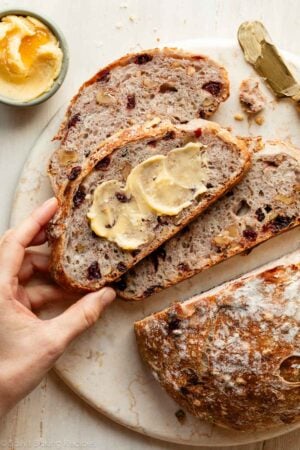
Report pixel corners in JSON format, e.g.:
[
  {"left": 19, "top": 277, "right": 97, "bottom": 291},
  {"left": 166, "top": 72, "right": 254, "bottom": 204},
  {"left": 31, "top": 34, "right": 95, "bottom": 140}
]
[
  {"left": 129, "top": 14, "right": 137, "bottom": 22},
  {"left": 234, "top": 113, "right": 245, "bottom": 121},
  {"left": 255, "top": 115, "right": 265, "bottom": 126},
  {"left": 115, "top": 22, "right": 123, "bottom": 29},
  {"left": 239, "top": 78, "right": 266, "bottom": 114},
  {"left": 175, "top": 409, "right": 186, "bottom": 424}
]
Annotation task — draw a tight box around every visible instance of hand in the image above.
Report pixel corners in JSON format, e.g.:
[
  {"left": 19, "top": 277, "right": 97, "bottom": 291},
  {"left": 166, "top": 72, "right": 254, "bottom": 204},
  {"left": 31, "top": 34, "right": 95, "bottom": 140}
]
[{"left": 0, "top": 198, "right": 115, "bottom": 417}]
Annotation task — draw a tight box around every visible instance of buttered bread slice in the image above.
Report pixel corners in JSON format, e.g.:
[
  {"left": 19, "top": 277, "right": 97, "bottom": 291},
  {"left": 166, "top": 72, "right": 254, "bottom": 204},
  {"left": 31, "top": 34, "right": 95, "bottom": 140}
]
[
  {"left": 48, "top": 119, "right": 250, "bottom": 292},
  {"left": 48, "top": 48, "right": 229, "bottom": 195},
  {"left": 116, "top": 141, "right": 300, "bottom": 300}
]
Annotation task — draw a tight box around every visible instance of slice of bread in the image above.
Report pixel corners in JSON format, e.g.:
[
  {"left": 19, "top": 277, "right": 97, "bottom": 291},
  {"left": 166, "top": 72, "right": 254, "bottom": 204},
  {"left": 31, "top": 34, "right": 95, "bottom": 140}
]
[
  {"left": 48, "top": 48, "right": 229, "bottom": 195},
  {"left": 48, "top": 119, "right": 250, "bottom": 292},
  {"left": 134, "top": 251, "right": 300, "bottom": 431},
  {"left": 116, "top": 141, "right": 300, "bottom": 300}
]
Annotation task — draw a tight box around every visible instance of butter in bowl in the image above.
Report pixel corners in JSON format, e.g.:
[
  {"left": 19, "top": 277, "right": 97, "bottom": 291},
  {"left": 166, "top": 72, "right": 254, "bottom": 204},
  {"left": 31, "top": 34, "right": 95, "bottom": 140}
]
[{"left": 0, "top": 10, "right": 68, "bottom": 106}]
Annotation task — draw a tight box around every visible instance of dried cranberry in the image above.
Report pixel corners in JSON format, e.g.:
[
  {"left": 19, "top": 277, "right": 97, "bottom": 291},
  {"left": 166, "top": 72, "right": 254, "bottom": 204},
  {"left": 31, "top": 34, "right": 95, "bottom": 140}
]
[
  {"left": 178, "top": 262, "right": 190, "bottom": 272},
  {"left": 127, "top": 94, "right": 136, "bottom": 109},
  {"left": 134, "top": 53, "right": 153, "bottom": 64},
  {"left": 265, "top": 215, "right": 293, "bottom": 232},
  {"left": 73, "top": 186, "right": 86, "bottom": 207},
  {"left": 87, "top": 261, "right": 101, "bottom": 280},
  {"left": 96, "top": 70, "right": 110, "bottom": 82},
  {"left": 194, "top": 128, "right": 202, "bottom": 138},
  {"left": 243, "top": 229, "right": 258, "bottom": 241},
  {"left": 95, "top": 156, "right": 111, "bottom": 170},
  {"left": 148, "top": 140, "right": 157, "bottom": 147},
  {"left": 202, "top": 81, "right": 222, "bottom": 96},
  {"left": 180, "top": 386, "right": 189, "bottom": 396},
  {"left": 143, "top": 285, "right": 160, "bottom": 297},
  {"left": 159, "top": 83, "right": 178, "bottom": 93},
  {"left": 117, "top": 262, "right": 127, "bottom": 273},
  {"left": 68, "top": 166, "right": 82, "bottom": 181},
  {"left": 198, "top": 109, "right": 207, "bottom": 119},
  {"left": 68, "top": 113, "right": 80, "bottom": 129},
  {"left": 113, "top": 276, "right": 127, "bottom": 291},
  {"left": 115, "top": 192, "right": 130, "bottom": 203},
  {"left": 167, "top": 312, "right": 181, "bottom": 331},
  {"left": 255, "top": 208, "right": 265, "bottom": 222},
  {"left": 163, "top": 131, "right": 175, "bottom": 140}
]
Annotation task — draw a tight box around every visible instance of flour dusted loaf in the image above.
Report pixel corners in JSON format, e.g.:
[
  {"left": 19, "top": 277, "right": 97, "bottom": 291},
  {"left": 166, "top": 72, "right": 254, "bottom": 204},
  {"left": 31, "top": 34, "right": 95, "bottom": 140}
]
[
  {"left": 134, "top": 252, "right": 300, "bottom": 430},
  {"left": 116, "top": 141, "right": 300, "bottom": 300},
  {"left": 48, "top": 48, "right": 229, "bottom": 194},
  {"left": 48, "top": 119, "right": 250, "bottom": 292}
]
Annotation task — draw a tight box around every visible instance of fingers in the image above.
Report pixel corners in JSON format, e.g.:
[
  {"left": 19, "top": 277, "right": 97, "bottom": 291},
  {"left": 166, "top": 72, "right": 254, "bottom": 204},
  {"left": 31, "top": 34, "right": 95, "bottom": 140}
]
[
  {"left": 18, "top": 252, "right": 50, "bottom": 283},
  {"left": 0, "top": 198, "right": 58, "bottom": 282},
  {"left": 26, "top": 284, "right": 81, "bottom": 310},
  {"left": 46, "top": 288, "right": 116, "bottom": 347},
  {"left": 29, "top": 229, "right": 47, "bottom": 246}
]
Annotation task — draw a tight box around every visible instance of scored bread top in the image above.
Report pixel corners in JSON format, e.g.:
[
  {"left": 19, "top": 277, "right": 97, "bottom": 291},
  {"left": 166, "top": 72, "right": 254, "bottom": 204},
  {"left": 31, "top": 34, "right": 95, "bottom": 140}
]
[
  {"left": 134, "top": 255, "right": 300, "bottom": 431},
  {"left": 48, "top": 48, "right": 229, "bottom": 194},
  {"left": 48, "top": 119, "right": 250, "bottom": 292},
  {"left": 116, "top": 141, "right": 300, "bottom": 300}
]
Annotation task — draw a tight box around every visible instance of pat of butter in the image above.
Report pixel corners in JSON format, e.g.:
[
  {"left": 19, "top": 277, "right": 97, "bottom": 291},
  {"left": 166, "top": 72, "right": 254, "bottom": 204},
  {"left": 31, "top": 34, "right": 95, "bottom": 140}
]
[
  {"left": 87, "top": 142, "right": 207, "bottom": 250},
  {"left": 0, "top": 15, "right": 63, "bottom": 101}
]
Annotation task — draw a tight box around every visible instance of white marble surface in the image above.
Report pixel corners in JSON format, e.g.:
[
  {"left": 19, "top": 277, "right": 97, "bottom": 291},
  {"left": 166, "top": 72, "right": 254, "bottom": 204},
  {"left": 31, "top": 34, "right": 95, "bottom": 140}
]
[{"left": 1, "top": 0, "right": 300, "bottom": 449}]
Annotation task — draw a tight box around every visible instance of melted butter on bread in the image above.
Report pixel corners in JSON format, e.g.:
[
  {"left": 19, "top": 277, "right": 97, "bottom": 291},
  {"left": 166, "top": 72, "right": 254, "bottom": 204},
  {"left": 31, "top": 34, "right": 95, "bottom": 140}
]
[{"left": 87, "top": 142, "right": 207, "bottom": 250}]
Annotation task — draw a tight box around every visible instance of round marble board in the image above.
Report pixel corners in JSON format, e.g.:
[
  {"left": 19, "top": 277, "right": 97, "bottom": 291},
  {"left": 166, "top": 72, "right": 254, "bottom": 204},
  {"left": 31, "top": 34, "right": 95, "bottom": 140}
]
[{"left": 11, "top": 39, "right": 300, "bottom": 446}]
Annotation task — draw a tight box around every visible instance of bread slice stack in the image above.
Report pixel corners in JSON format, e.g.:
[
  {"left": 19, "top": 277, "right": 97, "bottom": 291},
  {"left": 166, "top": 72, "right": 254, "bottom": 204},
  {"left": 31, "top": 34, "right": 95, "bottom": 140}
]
[{"left": 47, "top": 47, "right": 300, "bottom": 431}]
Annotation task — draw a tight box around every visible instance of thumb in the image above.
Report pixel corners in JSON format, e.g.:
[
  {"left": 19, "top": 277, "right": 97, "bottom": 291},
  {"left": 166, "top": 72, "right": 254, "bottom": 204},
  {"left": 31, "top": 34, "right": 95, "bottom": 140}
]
[{"left": 47, "top": 287, "right": 116, "bottom": 348}]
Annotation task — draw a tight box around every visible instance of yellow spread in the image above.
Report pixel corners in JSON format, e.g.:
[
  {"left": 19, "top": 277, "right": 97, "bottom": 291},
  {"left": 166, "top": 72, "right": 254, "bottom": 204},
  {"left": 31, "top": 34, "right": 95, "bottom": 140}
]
[
  {"left": 0, "top": 15, "right": 63, "bottom": 101},
  {"left": 87, "top": 142, "right": 208, "bottom": 250}
]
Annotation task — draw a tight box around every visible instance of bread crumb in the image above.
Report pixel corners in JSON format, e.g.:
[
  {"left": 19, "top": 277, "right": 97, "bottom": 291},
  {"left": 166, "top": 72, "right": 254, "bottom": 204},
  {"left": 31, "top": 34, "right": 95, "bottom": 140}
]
[
  {"left": 255, "top": 115, "right": 265, "bottom": 126},
  {"left": 156, "top": 37, "right": 161, "bottom": 43},
  {"left": 115, "top": 22, "right": 123, "bottom": 29},
  {"left": 234, "top": 113, "right": 244, "bottom": 121},
  {"left": 129, "top": 14, "right": 137, "bottom": 22},
  {"left": 175, "top": 409, "right": 186, "bottom": 424},
  {"left": 239, "top": 78, "right": 266, "bottom": 114}
]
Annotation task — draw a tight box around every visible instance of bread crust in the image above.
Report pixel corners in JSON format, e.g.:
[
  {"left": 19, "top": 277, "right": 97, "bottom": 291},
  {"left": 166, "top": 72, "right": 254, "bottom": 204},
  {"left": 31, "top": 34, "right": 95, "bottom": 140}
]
[
  {"left": 49, "top": 119, "right": 250, "bottom": 292},
  {"left": 134, "top": 255, "right": 300, "bottom": 430},
  {"left": 117, "top": 141, "right": 300, "bottom": 300}
]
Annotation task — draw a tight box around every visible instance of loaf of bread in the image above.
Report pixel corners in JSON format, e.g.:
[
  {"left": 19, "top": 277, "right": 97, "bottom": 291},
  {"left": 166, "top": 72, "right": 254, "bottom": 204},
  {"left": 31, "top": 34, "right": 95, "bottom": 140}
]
[
  {"left": 116, "top": 141, "right": 300, "bottom": 300},
  {"left": 48, "top": 119, "right": 250, "bottom": 292},
  {"left": 48, "top": 48, "right": 229, "bottom": 195},
  {"left": 134, "top": 252, "right": 300, "bottom": 430}
]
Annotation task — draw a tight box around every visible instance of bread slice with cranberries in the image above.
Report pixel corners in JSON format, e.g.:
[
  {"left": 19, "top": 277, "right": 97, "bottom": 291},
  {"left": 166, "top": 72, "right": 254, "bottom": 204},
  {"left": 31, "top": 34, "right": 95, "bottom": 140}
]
[
  {"left": 48, "top": 119, "right": 250, "bottom": 292},
  {"left": 116, "top": 141, "right": 300, "bottom": 300},
  {"left": 134, "top": 251, "right": 300, "bottom": 430},
  {"left": 48, "top": 48, "right": 229, "bottom": 195}
]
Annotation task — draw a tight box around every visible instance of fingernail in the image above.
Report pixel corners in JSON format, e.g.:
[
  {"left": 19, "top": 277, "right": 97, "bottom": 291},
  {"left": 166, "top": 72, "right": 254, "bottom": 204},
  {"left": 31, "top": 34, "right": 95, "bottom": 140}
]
[
  {"left": 99, "top": 287, "right": 116, "bottom": 305},
  {"left": 43, "top": 197, "right": 58, "bottom": 208}
]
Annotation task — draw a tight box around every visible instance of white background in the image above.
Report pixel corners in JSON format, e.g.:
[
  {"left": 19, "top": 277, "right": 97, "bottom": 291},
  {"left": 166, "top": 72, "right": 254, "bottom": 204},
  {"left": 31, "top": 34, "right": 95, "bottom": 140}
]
[{"left": 0, "top": 0, "right": 300, "bottom": 449}]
